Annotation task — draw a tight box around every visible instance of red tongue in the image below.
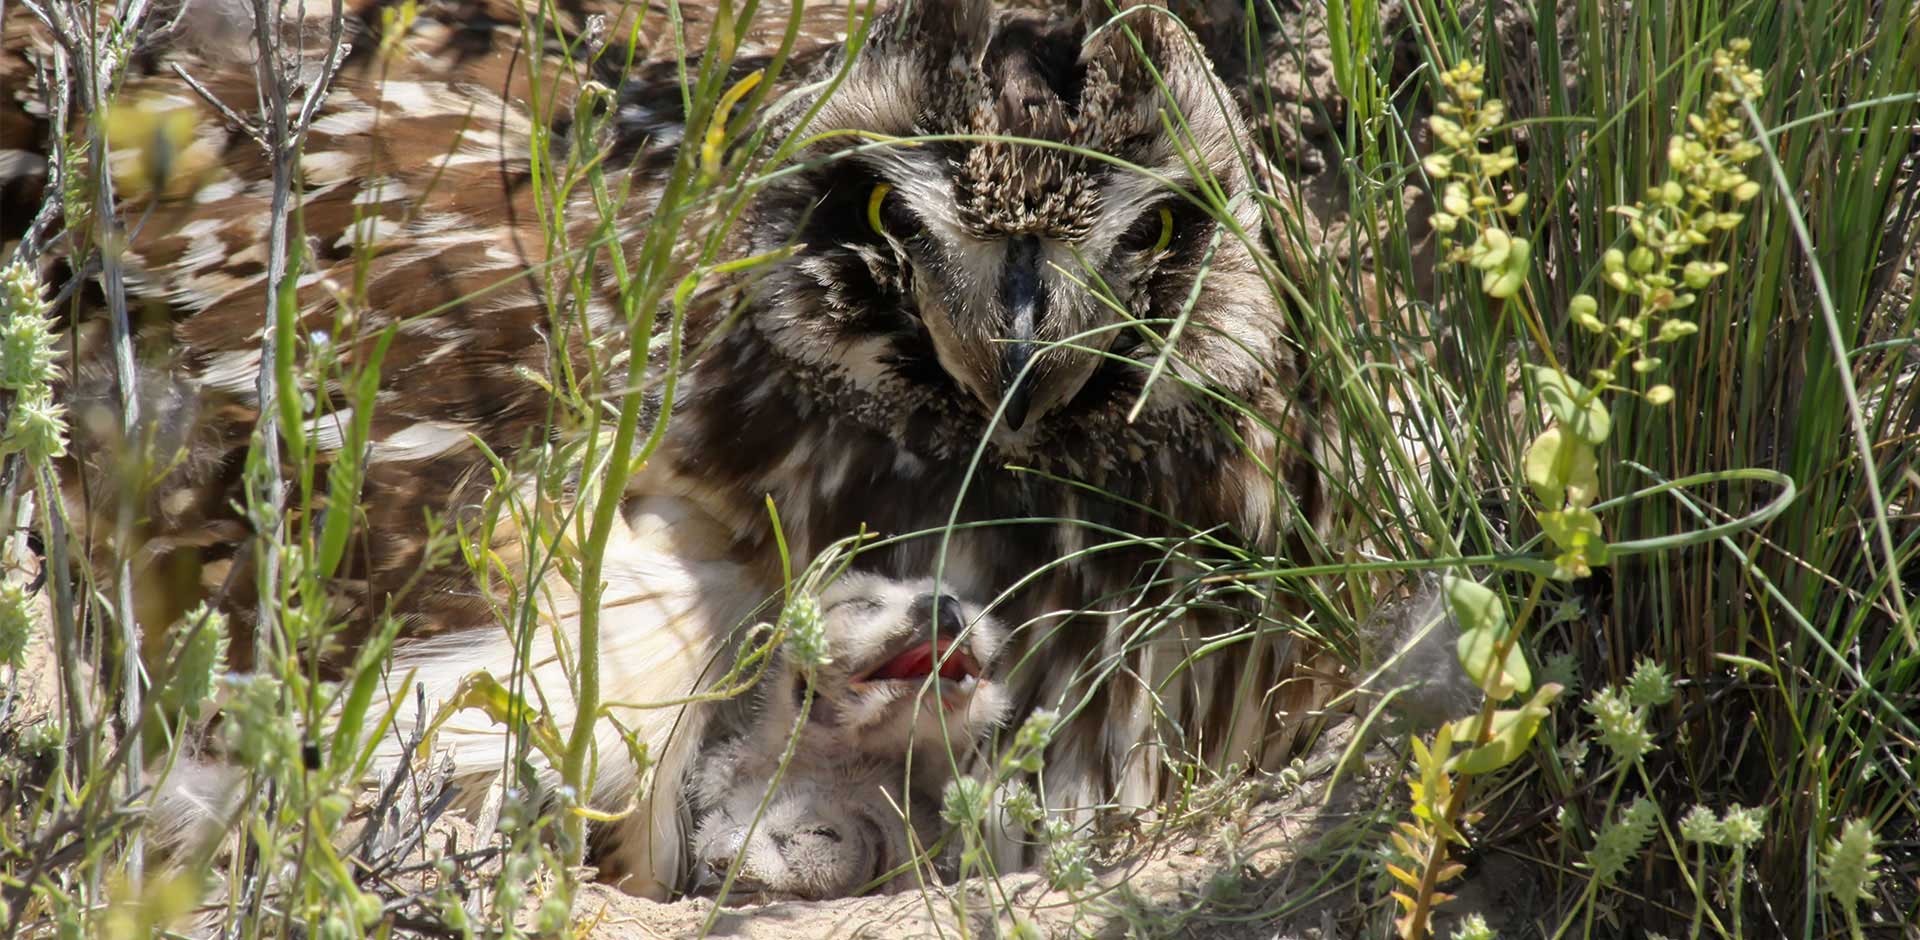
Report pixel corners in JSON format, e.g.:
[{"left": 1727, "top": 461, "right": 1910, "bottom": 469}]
[
  {"left": 872, "top": 642, "right": 936, "bottom": 681},
  {"left": 870, "top": 640, "right": 978, "bottom": 682},
  {"left": 938, "top": 649, "right": 978, "bottom": 682}
]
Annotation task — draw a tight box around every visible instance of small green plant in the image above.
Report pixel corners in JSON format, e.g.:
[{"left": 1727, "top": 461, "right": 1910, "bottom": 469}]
[
  {"left": 1816, "top": 818, "right": 1886, "bottom": 940},
  {"left": 1384, "top": 42, "right": 1778, "bottom": 940},
  {"left": 1676, "top": 803, "right": 1766, "bottom": 940},
  {"left": 0, "top": 261, "right": 65, "bottom": 471}
]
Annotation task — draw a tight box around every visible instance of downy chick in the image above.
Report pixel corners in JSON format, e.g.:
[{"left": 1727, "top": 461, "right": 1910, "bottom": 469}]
[{"left": 689, "top": 573, "right": 1010, "bottom": 901}]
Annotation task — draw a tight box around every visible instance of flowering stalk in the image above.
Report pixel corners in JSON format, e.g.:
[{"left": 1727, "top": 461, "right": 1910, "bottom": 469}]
[
  {"left": 1818, "top": 819, "right": 1885, "bottom": 940},
  {"left": 0, "top": 262, "right": 75, "bottom": 733},
  {"left": 1388, "top": 43, "right": 1769, "bottom": 940}
]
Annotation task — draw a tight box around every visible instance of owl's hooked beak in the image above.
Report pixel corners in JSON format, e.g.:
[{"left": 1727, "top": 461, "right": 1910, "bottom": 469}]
[{"left": 998, "top": 236, "right": 1043, "bottom": 431}]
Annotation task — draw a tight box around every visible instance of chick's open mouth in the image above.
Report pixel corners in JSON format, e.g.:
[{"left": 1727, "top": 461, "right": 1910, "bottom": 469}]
[
  {"left": 860, "top": 637, "right": 980, "bottom": 683},
  {"left": 848, "top": 638, "right": 986, "bottom": 710}
]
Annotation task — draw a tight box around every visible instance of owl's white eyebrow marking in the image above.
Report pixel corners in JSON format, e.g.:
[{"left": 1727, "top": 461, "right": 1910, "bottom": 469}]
[
  {"left": 810, "top": 58, "right": 920, "bottom": 137},
  {"left": 1088, "top": 171, "right": 1206, "bottom": 250},
  {"left": 1101, "top": 171, "right": 1188, "bottom": 216},
  {"left": 864, "top": 150, "right": 961, "bottom": 228}
]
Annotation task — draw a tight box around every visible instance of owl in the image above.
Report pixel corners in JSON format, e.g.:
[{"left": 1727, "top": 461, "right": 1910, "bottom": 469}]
[
  {"left": 3, "top": 0, "right": 1327, "bottom": 901},
  {"left": 649, "top": 0, "right": 1330, "bottom": 858},
  {"left": 689, "top": 574, "right": 1008, "bottom": 901}
]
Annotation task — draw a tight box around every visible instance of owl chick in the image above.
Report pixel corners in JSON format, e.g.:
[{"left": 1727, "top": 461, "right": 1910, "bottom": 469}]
[{"left": 689, "top": 574, "right": 1009, "bottom": 901}]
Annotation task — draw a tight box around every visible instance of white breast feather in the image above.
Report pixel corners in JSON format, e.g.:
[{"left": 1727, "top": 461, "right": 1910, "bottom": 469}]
[{"left": 361, "top": 493, "right": 772, "bottom": 898}]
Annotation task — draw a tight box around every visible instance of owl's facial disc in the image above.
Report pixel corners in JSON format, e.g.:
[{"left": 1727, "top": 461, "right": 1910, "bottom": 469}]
[
  {"left": 901, "top": 223, "right": 1116, "bottom": 436},
  {"left": 752, "top": 0, "right": 1276, "bottom": 446}
]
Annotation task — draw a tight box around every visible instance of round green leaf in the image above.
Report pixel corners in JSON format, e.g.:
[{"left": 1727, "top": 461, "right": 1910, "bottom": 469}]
[
  {"left": 1442, "top": 574, "right": 1507, "bottom": 636},
  {"left": 1446, "top": 683, "right": 1564, "bottom": 774},
  {"left": 1456, "top": 625, "right": 1532, "bottom": 700},
  {"left": 1523, "top": 426, "right": 1601, "bottom": 508},
  {"left": 1531, "top": 367, "right": 1612, "bottom": 444},
  {"left": 1482, "top": 236, "right": 1531, "bottom": 298}
]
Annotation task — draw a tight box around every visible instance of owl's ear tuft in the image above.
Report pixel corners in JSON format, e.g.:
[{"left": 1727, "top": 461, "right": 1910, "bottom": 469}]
[
  {"left": 1079, "top": 0, "right": 1171, "bottom": 26},
  {"left": 875, "top": 0, "right": 994, "bottom": 64},
  {"left": 1079, "top": 0, "right": 1184, "bottom": 74},
  {"left": 1082, "top": 0, "right": 1182, "bottom": 99},
  {"left": 1078, "top": 0, "right": 1262, "bottom": 90}
]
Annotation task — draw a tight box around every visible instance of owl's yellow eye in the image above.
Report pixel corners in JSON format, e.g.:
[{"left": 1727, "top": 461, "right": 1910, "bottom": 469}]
[
  {"left": 1150, "top": 206, "right": 1174, "bottom": 254},
  {"left": 1122, "top": 204, "right": 1179, "bottom": 255},
  {"left": 868, "top": 183, "right": 894, "bottom": 236}
]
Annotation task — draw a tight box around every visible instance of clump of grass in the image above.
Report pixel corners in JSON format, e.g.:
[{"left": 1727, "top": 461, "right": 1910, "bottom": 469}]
[
  {"left": 1379, "top": 39, "right": 1792, "bottom": 939},
  {"left": 1290, "top": 0, "right": 1918, "bottom": 935}
]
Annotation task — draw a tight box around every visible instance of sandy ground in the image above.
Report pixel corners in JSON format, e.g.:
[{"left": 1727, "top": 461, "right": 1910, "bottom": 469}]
[
  {"left": 552, "top": 595, "right": 1535, "bottom": 940},
  {"left": 569, "top": 731, "right": 1394, "bottom": 940},
  {"left": 2, "top": 544, "right": 1546, "bottom": 940},
  {"left": 0, "top": 579, "right": 1402, "bottom": 939}
]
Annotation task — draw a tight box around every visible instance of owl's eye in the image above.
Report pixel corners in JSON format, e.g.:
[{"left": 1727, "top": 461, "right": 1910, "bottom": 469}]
[
  {"left": 868, "top": 183, "right": 895, "bottom": 237},
  {"left": 1149, "top": 207, "right": 1174, "bottom": 253},
  {"left": 865, "top": 181, "right": 926, "bottom": 247},
  {"left": 1120, "top": 204, "right": 1176, "bottom": 255}
]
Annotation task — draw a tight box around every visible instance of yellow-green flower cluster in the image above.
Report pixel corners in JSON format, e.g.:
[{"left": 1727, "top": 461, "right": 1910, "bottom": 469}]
[
  {"left": 941, "top": 775, "right": 988, "bottom": 827},
  {"left": 1625, "top": 660, "right": 1675, "bottom": 707},
  {"left": 1, "top": 262, "right": 67, "bottom": 465},
  {"left": 1001, "top": 707, "right": 1058, "bottom": 775},
  {"left": 0, "top": 579, "right": 34, "bottom": 670},
  {"left": 1429, "top": 42, "right": 1767, "bottom": 586},
  {"left": 168, "top": 602, "right": 230, "bottom": 717},
  {"left": 1573, "top": 40, "right": 1766, "bottom": 405},
  {"left": 1679, "top": 805, "right": 1722, "bottom": 843},
  {"left": 997, "top": 779, "right": 1044, "bottom": 829},
  {"left": 1585, "top": 797, "right": 1658, "bottom": 887},
  {"left": 1423, "top": 62, "right": 1532, "bottom": 299},
  {"left": 1718, "top": 805, "right": 1766, "bottom": 849},
  {"left": 1679, "top": 803, "right": 1767, "bottom": 848},
  {"left": 1818, "top": 818, "right": 1884, "bottom": 909},
  {"left": 1041, "top": 817, "right": 1092, "bottom": 891},
  {"left": 779, "top": 592, "right": 831, "bottom": 676},
  {"left": 1584, "top": 686, "right": 1653, "bottom": 764},
  {"left": 1451, "top": 914, "right": 1496, "bottom": 940},
  {"left": 218, "top": 674, "right": 300, "bottom": 774}
]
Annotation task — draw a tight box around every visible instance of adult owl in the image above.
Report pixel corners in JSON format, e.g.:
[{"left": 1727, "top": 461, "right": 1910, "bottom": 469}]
[{"left": 3, "top": 0, "right": 1327, "bottom": 898}]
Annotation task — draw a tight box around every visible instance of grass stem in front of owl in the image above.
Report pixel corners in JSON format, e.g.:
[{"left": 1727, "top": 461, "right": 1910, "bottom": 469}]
[
  {"left": 547, "top": 0, "right": 827, "bottom": 898},
  {"left": 693, "top": 531, "right": 850, "bottom": 930}
]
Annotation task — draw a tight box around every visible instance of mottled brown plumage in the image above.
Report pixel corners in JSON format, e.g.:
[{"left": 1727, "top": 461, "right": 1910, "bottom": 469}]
[{"left": 4, "top": 0, "right": 1329, "bottom": 898}]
